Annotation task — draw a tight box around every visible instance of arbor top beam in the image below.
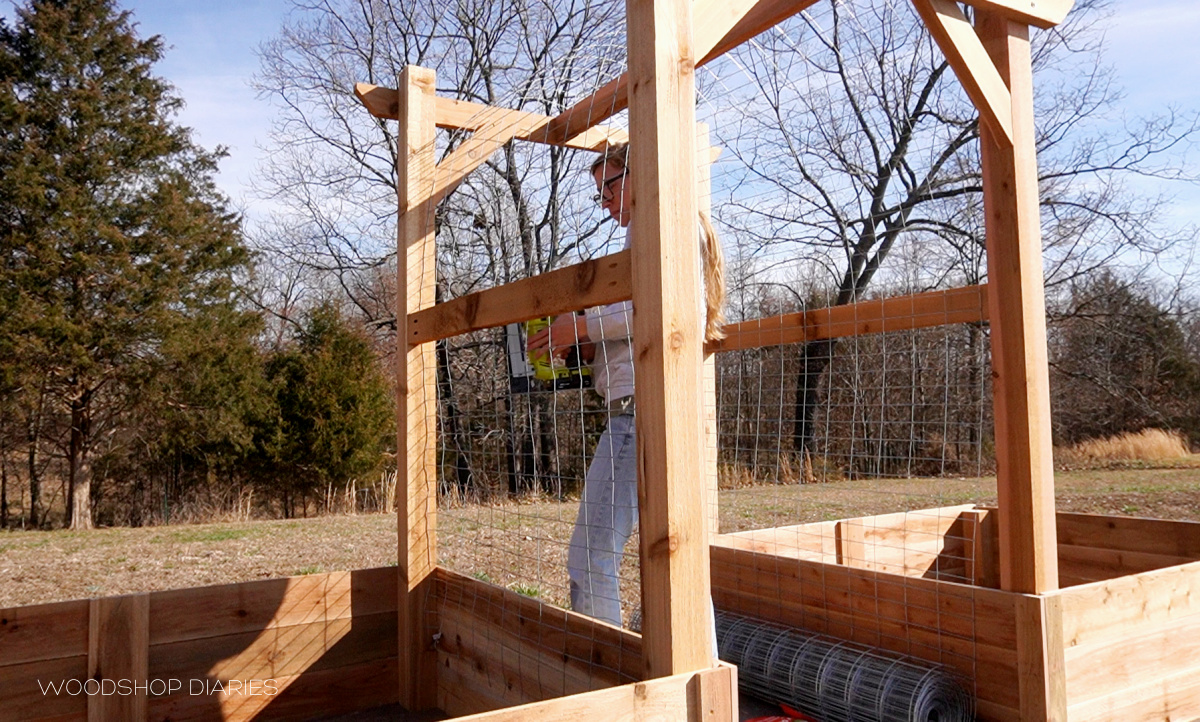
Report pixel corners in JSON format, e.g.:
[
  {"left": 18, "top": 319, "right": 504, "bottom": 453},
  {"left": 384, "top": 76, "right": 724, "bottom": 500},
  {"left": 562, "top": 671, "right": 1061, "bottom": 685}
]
[
  {"left": 962, "top": 0, "right": 1074, "bottom": 29},
  {"left": 354, "top": 83, "right": 628, "bottom": 151}
]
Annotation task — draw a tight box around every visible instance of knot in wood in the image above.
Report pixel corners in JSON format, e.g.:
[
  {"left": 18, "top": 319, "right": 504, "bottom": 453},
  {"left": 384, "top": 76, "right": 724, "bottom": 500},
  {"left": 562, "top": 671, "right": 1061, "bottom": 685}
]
[
  {"left": 650, "top": 533, "right": 680, "bottom": 556},
  {"left": 574, "top": 258, "right": 597, "bottom": 290},
  {"left": 462, "top": 295, "right": 480, "bottom": 325}
]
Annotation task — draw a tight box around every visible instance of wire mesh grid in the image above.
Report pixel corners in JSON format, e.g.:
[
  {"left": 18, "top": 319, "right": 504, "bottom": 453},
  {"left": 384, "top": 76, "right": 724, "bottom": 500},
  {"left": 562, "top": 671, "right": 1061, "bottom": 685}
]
[
  {"left": 695, "top": 1, "right": 1005, "bottom": 710},
  {"left": 413, "top": 11, "right": 651, "bottom": 699},
  {"left": 717, "top": 611, "right": 974, "bottom": 722}
]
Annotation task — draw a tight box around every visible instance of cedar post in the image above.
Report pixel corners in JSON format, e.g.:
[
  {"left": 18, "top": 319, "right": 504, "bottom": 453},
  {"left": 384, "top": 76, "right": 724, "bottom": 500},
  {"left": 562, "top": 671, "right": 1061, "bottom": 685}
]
[
  {"left": 626, "top": 0, "right": 715, "bottom": 677},
  {"left": 975, "top": 13, "right": 1058, "bottom": 597},
  {"left": 975, "top": 12, "right": 1066, "bottom": 720},
  {"left": 396, "top": 64, "right": 439, "bottom": 710},
  {"left": 88, "top": 594, "right": 149, "bottom": 721}
]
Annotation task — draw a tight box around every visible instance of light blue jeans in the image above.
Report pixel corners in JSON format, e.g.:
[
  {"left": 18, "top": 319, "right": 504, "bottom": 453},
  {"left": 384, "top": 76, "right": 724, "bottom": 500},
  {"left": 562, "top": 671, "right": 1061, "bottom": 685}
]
[
  {"left": 567, "top": 411, "right": 720, "bottom": 655},
  {"left": 568, "top": 412, "right": 638, "bottom": 626}
]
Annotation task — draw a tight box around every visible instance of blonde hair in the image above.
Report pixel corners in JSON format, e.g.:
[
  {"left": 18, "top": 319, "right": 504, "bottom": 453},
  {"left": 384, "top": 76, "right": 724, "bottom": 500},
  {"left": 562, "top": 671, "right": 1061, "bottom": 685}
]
[{"left": 591, "top": 143, "right": 726, "bottom": 341}]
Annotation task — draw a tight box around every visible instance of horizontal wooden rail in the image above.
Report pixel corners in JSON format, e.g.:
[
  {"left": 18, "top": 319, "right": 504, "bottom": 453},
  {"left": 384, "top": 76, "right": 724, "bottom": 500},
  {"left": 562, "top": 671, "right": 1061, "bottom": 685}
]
[
  {"left": 708, "top": 284, "right": 989, "bottom": 353},
  {"left": 449, "top": 664, "right": 736, "bottom": 722},
  {"left": 1, "top": 568, "right": 400, "bottom": 722},
  {"left": 407, "top": 251, "right": 632, "bottom": 347},
  {"left": 434, "top": 97, "right": 627, "bottom": 149}
]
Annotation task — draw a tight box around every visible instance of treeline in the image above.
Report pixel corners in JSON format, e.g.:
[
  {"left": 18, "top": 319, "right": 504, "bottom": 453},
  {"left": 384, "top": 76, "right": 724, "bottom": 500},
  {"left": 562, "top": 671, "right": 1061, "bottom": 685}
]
[
  {"left": 0, "top": 296, "right": 394, "bottom": 529},
  {"left": 0, "top": 0, "right": 393, "bottom": 529}
]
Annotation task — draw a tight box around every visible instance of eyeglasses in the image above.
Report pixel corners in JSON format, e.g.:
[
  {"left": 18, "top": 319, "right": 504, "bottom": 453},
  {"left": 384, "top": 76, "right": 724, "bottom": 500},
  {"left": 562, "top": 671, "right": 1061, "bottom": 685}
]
[{"left": 592, "top": 170, "right": 627, "bottom": 203}]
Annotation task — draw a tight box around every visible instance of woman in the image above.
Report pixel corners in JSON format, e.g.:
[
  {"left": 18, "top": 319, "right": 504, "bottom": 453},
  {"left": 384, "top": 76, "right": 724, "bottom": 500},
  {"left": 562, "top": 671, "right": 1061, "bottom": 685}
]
[{"left": 528, "top": 142, "right": 725, "bottom": 626}]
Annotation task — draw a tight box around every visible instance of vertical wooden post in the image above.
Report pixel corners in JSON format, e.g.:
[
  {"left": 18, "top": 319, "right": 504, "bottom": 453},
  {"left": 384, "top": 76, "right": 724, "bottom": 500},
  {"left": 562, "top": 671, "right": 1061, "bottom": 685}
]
[
  {"left": 1014, "top": 593, "right": 1068, "bottom": 721},
  {"left": 88, "top": 594, "right": 148, "bottom": 721},
  {"left": 697, "top": 124, "right": 720, "bottom": 539},
  {"left": 975, "top": 13, "right": 1066, "bottom": 718},
  {"left": 626, "top": 0, "right": 714, "bottom": 678},
  {"left": 396, "top": 64, "right": 439, "bottom": 710},
  {"left": 974, "top": 13, "right": 1058, "bottom": 596}
]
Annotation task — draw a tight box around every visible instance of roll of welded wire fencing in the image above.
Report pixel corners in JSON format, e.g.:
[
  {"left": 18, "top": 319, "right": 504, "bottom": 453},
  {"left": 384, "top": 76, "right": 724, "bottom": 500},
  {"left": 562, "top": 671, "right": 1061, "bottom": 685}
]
[{"left": 716, "top": 611, "right": 973, "bottom": 722}]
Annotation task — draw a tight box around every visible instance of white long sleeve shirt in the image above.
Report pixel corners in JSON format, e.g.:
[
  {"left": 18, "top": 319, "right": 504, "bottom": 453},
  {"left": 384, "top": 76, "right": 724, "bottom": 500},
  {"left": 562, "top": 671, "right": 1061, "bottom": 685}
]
[
  {"left": 586, "top": 228, "right": 635, "bottom": 404},
  {"left": 585, "top": 224, "right": 707, "bottom": 405}
]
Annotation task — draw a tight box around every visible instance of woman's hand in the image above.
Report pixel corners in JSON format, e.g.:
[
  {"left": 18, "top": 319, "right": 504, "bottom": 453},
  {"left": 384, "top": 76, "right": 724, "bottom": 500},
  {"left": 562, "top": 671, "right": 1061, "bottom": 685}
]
[{"left": 527, "top": 314, "right": 589, "bottom": 361}]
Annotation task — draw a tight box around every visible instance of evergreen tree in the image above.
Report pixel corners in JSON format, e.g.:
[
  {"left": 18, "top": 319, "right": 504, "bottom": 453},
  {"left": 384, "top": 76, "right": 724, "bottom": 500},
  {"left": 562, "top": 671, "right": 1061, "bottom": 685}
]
[
  {"left": 0, "top": 0, "right": 251, "bottom": 527},
  {"left": 257, "top": 303, "right": 393, "bottom": 517},
  {"left": 95, "top": 303, "right": 268, "bottom": 526}
]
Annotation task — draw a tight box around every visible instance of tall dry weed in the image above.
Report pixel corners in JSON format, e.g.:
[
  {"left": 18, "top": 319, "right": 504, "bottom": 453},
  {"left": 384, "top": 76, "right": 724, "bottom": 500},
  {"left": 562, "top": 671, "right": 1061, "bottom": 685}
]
[{"left": 1063, "top": 428, "right": 1191, "bottom": 462}]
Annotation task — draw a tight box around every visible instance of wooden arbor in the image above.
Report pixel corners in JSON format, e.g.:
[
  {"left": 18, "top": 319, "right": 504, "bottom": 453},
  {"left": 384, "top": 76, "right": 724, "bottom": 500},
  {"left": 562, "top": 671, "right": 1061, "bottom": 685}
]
[{"left": 362, "top": 0, "right": 1190, "bottom": 720}]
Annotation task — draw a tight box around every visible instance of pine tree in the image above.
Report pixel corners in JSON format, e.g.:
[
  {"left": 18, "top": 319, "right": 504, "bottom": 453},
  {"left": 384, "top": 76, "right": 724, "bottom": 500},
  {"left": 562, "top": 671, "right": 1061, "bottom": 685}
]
[
  {"left": 0, "top": 0, "right": 251, "bottom": 528},
  {"left": 257, "top": 303, "right": 393, "bottom": 517}
]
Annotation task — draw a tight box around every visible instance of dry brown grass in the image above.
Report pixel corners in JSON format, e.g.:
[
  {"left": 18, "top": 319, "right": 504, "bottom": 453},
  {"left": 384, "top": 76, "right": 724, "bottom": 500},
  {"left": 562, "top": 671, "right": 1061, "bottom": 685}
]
[
  {"left": 3, "top": 464, "right": 1199, "bottom": 611},
  {"left": 1060, "top": 428, "right": 1192, "bottom": 463}
]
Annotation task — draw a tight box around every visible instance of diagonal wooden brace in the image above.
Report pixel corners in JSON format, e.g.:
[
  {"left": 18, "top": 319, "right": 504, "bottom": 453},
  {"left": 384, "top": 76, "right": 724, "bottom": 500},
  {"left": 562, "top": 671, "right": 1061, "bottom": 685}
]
[{"left": 912, "top": 0, "right": 1015, "bottom": 147}]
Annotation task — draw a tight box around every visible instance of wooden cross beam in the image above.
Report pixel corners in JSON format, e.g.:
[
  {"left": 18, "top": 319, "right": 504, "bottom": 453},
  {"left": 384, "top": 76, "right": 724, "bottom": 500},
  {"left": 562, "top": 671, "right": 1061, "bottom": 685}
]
[{"left": 356, "top": 84, "right": 628, "bottom": 151}]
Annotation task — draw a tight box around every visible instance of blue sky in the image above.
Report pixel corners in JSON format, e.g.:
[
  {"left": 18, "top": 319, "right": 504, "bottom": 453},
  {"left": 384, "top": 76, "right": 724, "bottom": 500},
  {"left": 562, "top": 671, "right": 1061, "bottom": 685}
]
[
  {"left": 1101, "top": 1, "right": 1200, "bottom": 232},
  {"left": 4, "top": 0, "right": 1198, "bottom": 237},
  {"left": 117, "top": 0, "right": 291, "bottom": 221}
]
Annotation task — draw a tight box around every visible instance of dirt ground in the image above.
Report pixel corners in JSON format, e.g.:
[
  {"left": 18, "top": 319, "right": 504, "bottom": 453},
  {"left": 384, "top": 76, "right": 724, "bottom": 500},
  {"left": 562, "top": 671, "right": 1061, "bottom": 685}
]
[{"left": 2, "top": 461, "right": 1198, "bottom": 609}]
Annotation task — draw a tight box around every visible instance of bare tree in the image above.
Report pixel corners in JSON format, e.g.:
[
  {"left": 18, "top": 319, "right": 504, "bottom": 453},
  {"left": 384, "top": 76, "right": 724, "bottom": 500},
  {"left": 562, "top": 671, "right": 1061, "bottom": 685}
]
[
  {"left": 704, "top": 0, "right": 1199, "bottom": 457},
  {"left": 253, "top": 0, "right": 629, "bottom": 496}
]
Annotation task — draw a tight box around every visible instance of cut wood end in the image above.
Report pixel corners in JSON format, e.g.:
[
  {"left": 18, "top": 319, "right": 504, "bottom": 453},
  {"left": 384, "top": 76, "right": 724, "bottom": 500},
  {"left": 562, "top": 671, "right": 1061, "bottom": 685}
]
[{"left": 354, "top": 82, "right": 400, "bottom": 120}]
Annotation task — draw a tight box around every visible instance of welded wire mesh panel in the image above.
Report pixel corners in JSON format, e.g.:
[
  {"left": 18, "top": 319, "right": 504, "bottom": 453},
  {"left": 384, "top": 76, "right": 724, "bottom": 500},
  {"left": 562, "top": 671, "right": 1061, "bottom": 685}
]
[
  {"left": 694, "top": 0, "right": 999, "bottom": 544},
  {"left": 717, "top": 612, "right": 974, "bottom": 722},
  {"left": 707, "top": 292, "right": 996, "bottom": 624},
  {"left": 714, "top": 322, "right": 995, "bottom": 555},
  {"left": 436, "top": 323, "right": 634, "bottom": 607},
  {"left": 419, "top": 8, "right": 654, "bottom": 704}
]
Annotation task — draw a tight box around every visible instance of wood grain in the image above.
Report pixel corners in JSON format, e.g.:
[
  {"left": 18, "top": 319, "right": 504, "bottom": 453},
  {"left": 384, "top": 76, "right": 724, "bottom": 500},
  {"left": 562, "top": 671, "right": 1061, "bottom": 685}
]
[
  {"left": 0, "top": 598, "right": 89, "bottom": 666},
  {"left": 434, "top": 568, "right": 642, "bottom": 716},
  {"left": 147, "top": 567, "right": 396, "bottom": 645},
  {"left": 709, "top": 285, "right": 988, "bottom": 353},
  {"left": 407, "top": 251, "right": 631, "bottom": 346},
  {"left": 88, "top": 593, "right": 149, "bottom": 722},
  {"left": 396, "top": 64, "right": 441, "bottom": 711},
  {"left": 976, "top": 11, "right": 1059, "bottom": 595},
  {"left": 1014, "top": 593, "right": 1067, "bottom": 721},
  {"left": 445, "top": 664, "right": 735, "bottom": 722},
  {"left": 627, "top": 0, "right": 714, "bottom": 678}
]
